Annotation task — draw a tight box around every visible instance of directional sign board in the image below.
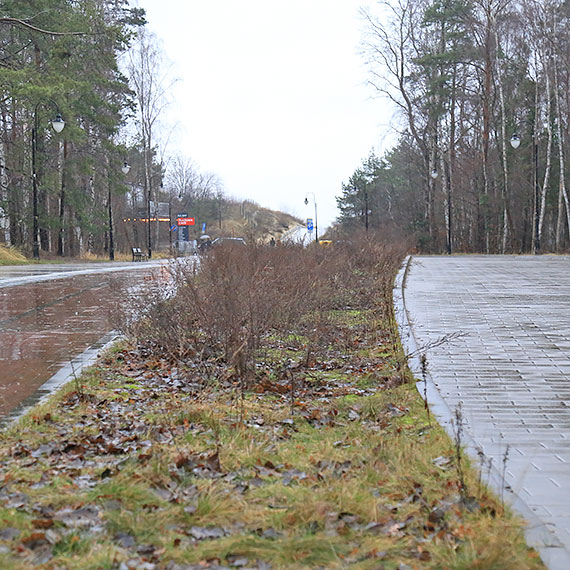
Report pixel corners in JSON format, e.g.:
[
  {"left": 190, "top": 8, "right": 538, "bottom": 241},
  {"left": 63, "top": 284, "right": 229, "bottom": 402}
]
[
  {"left": 177, "top": 217, "right": 195, "bottom": 226},
  {"left": 306, "top": 218, "right": 314, "bottom": 232}
]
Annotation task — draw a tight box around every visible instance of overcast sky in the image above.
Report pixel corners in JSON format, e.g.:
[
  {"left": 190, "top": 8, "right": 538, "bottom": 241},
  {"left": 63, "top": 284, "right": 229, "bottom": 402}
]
[{"left": 134, "top": 0, "right": 394, "bottom": 231}]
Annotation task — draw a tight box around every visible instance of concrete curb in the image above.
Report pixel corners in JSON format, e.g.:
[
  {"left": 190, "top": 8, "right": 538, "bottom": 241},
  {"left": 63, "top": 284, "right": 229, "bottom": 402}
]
[
  {"left": 1, "top": 331, "right": 120, "bottom": 429},
  {"left": 0, "top": 259, "right": 167, "bottom": 289},
  {"left": 394, "top": 255, "right": 569, "bottom": 570}
]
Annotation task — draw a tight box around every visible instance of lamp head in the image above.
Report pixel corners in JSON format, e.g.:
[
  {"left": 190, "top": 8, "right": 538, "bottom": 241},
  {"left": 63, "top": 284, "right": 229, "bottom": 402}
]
[
  {"left": 430, "top": 169, "right": 439, "bottom": 179},
  {"left": 51, "top": 114, "right": 65, "bottom": 133},
  {"left": 122, "top": 161, "right": 131, "bottom": 175},
  {"left": 304, "top": 197, "right": 308, "bottom": 205},
  {"left": 510, "top": 134, "right": 521, "bottom": 149}
]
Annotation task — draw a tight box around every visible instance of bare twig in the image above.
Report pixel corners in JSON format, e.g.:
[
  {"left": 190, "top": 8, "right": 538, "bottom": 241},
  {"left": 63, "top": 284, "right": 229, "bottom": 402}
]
[
  {"left": 0, "top": 17, "right": 87, "bottom": 36},
  {"left": 407, "top": 331, "right": 468, "bottom": 360}
]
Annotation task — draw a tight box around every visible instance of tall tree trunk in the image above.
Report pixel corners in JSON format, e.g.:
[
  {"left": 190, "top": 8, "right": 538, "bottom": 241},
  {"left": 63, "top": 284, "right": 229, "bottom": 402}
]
[
  {"left": 495, "top": 27, "right": 510, "bottom": 253},
  {"left": 87, "top": 176, "right": 95, "bottom": 254},
  {"left": 447, "top": 66, "right": 457, "bottom": 254},
  {"left": 553, "top": 41, "right": 569, "bottom": 249},
  {"left": 538, "top": 57, "right": 552, "bottom": 244},
  {"left": 481, "top": 11, "right": 493, "bottom": 253},
  {"left": 428, "top": 139, "right": 437, "bottom": 249},
  {"left": 532, "top": 71, "right": 540, "bottom": 253},
  {"left": 0, "top": 133, "right": 9, "bottom": 244},
  {"left": 39, "top": 183, "right": 50, "bottom": 253},
  {"left": 144, "top": 136, "right": 153, "bottom": 258},
  {"left": 8, "top": 103, "right": 22, "bottom": 247}
]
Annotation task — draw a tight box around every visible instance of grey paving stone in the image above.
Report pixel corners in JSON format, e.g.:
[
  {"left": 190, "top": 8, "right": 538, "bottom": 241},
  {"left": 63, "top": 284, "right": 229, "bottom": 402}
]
[{"left": 399, "top": 255, "right": 570, "bottom": 570}]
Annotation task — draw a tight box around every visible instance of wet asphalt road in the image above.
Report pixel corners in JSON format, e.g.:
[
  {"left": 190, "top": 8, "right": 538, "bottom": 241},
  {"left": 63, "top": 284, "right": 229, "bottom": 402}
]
[
  {"left": 0, "top": 261, "right": 165, "bottom": 419},
  {"left": 400, "top": 255, "right": 570, "bottom": 570}
]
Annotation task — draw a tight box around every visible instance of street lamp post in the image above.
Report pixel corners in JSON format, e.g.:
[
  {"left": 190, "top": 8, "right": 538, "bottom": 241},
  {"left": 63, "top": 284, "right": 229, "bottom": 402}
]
[
  {"left": 304, "top": 192, "right": 318, "bottom": 244},
  {"left": 509, "top": 133, "right": 535, "bottom": 252},
  {"left": 431, "top": 168, "right": 452, "bottom": 254},
  {"left": 510, "top": 132, "right": 539, "bottom": 253},
  {"left": 31, "top": 102, "right": 65, "bottom": 260}
]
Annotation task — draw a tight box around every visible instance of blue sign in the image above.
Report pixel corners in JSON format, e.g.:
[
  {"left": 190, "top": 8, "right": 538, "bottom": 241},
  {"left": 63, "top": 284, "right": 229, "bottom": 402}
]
[
  {"left": 202, "top": 222, "right": 207, "bottom": 233},
  {"left": 306, "top": 218, "right": 314, "bottom": 231},
  {"left": 170, "top": 225, "right": 177, "bottom": 232}
]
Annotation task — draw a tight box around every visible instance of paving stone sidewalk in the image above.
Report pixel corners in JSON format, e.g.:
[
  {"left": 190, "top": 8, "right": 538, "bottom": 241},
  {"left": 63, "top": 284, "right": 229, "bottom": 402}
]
[{"left": 398, "top": 255, "right": 570, "bottom": 570}]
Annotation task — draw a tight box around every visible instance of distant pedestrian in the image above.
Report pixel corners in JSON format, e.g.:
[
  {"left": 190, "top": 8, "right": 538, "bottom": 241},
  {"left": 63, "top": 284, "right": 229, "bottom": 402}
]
[{"left": 269, "top": 237, "right": 276, "bottom": 247}]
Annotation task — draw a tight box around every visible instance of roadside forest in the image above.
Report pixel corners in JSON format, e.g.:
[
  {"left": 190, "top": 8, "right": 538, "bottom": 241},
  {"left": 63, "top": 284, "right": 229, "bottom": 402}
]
[
  {"left": 0, "top": 2, "right": 248, "bottom": 260},
  {"left": 0, "top": 238, "right": 546, "bottom": 568},
  {"left": 337, "top": 0, "right": 570, "bottom": 255}
]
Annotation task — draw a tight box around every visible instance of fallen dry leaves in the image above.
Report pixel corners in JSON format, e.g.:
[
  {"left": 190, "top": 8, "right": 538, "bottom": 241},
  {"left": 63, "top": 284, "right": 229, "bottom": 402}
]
[{"left": 0, "top": 318, "right": 546, "bottom": 569}]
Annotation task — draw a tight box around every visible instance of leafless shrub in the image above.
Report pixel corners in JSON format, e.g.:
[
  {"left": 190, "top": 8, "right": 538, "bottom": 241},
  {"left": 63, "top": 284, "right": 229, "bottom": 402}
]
[
  {"left": 121, "top": 243, "right": 328, "bottom": 378},
  {"left": 120, "top": 234, "right": 408, "bottom": 388}
]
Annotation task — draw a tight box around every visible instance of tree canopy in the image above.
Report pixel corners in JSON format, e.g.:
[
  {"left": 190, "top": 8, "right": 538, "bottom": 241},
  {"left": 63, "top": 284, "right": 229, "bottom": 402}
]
[
  {"left": 0, "top": 1, "right": 236, "bottom": 258},
  {"left": 337, "top": 0, "right": 570, "bottom": 254}
]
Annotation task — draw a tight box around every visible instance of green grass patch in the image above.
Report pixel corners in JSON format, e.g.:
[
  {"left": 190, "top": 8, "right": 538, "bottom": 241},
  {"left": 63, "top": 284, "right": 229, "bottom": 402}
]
[{"left": 0, "top": 300, "right": 545, "bottom": 569}]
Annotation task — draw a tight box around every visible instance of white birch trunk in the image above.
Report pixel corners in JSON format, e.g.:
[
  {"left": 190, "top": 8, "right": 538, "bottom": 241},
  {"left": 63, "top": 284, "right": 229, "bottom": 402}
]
[
  {"left": 553, "top": 37, "right": 569, "bottom": 249},
  {"left": 538, "top": 55, "right": 552, "bottom": 242},
  {"left": 0, "top": 138, "right": 9, "bottom": 244},
  {"left": 532, "top": 65, "right": 540, "bottom": 253}
]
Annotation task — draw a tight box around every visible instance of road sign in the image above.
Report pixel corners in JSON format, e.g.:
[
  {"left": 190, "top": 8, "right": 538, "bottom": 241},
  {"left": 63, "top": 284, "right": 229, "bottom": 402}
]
[
  {"left": 306, "top": 218, "right": 314, "bottom": 231},
  {"left": 177, "top": 217, "right": 195, "bottom": 226}
]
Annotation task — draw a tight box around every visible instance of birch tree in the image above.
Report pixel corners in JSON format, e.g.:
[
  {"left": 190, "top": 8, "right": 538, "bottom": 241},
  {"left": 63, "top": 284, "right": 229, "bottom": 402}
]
[{"left": 126, "top": 27, "right": 175, "bottom": 258}]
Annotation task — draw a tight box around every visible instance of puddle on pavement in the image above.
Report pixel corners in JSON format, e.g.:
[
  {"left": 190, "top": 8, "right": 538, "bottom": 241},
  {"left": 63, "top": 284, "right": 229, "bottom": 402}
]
[{"left": 0, "top": 268, "right": 160, "bottom": 421}]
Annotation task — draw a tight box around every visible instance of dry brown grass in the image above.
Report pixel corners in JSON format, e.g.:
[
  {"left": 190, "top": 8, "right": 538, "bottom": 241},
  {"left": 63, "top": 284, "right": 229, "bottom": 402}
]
[
  {"left": 0, "top": 234, "right": 546, "bottom": 569},
  {"left": 0, "top": 245, "right": 28, "bottom": 264}
]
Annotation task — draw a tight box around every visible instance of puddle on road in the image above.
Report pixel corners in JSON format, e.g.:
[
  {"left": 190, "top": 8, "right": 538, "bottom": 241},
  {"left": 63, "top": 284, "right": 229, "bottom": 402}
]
[{"left": 0, "top": 269, "right": 159, "bottom": 420}]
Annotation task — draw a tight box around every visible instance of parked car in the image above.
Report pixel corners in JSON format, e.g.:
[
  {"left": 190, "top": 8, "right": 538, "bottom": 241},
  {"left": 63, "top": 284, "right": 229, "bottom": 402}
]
[
  {"left": 198, "top": 237, "right": 246, "bottom": 254},
  {"left": 210, "top": 237, "right": 246, "bottom": 247}
]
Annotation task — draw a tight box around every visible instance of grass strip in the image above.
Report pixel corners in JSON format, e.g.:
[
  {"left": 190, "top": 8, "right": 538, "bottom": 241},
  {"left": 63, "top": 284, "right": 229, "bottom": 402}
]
[{"left": 0, "top": 303, "right": 545, "bottom": 569}]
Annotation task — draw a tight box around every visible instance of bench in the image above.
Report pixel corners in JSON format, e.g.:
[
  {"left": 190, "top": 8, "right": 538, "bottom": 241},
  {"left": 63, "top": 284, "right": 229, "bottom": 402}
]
[{"left": 131, "top": 247, "right": 148, "bottom": 262}]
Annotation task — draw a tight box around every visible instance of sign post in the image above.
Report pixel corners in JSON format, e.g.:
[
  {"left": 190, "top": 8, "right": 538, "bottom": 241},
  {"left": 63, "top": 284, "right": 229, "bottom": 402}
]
[{"left": 176, "top": 213, "right": 192, "bottom": 246}]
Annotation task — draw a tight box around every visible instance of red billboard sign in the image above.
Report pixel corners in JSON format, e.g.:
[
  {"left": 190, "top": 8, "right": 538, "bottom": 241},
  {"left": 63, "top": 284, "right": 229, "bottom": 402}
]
[{"left": 177, "top": 217, "right": 195, "bottom": 226}]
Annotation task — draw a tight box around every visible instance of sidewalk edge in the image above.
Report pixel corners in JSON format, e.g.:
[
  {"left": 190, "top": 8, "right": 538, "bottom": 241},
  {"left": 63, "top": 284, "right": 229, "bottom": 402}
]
[
  {"left": 393, "top": 255, "right": 568, "bottom": 570},
  {"left": 1, "top": 331, "right": 121, "bottom": 429}
]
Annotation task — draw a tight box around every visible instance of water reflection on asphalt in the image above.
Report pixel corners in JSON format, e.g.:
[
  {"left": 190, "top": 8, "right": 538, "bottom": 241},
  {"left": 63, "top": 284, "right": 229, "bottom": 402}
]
[{"left": 0, "top": 263, "right": 166, "bottom": 419}]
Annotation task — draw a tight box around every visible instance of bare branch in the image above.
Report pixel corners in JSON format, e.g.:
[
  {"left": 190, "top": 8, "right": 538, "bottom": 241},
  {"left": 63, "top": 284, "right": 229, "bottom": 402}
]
[{"left": 0, "top": 17, "right": 87, "bottom": 36}]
